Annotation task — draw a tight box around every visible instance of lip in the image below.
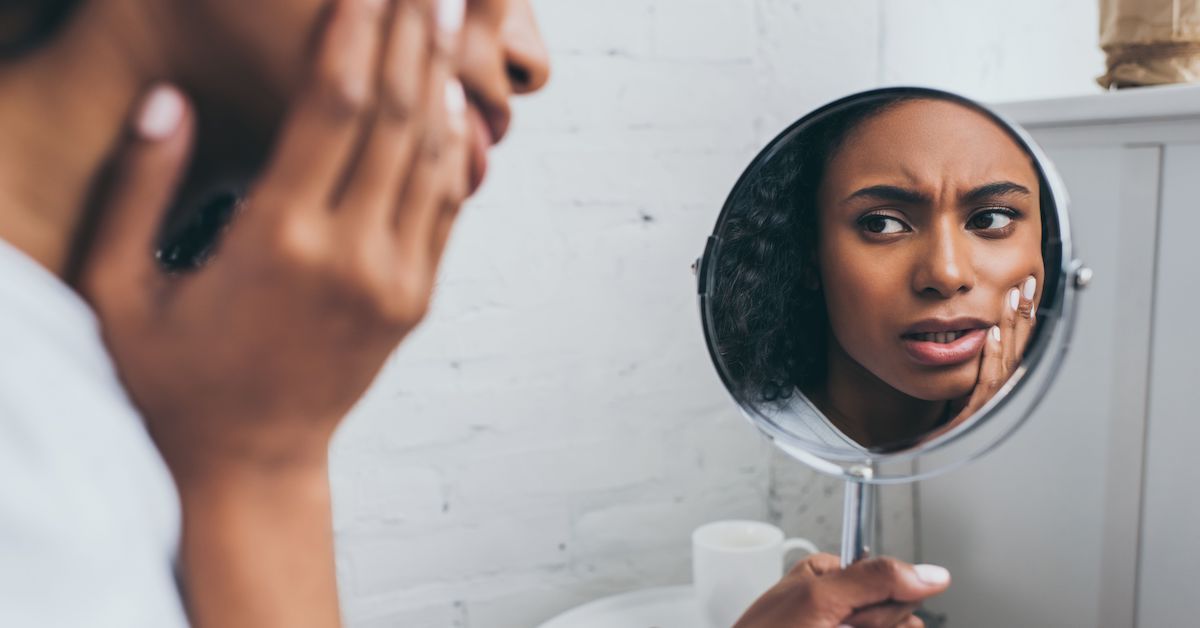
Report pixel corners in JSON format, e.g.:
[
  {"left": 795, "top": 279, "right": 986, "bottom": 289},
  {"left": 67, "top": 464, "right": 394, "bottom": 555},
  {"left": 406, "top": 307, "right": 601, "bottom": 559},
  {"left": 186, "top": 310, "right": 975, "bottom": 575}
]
[
  {"left": 902, "top": 317, "right": 992, "bottom": 335},
  {"left": 464, "top": 87, "right": 510, "bottom": 146},
  {"left": 900, "top": 317, "right": 992, "bottom": 367},
  {"left": 466, "top": 105, "right": 489, "bottom": 194},
  {"left": 463, "top": 89, "right": 510, "bottom": 194}
]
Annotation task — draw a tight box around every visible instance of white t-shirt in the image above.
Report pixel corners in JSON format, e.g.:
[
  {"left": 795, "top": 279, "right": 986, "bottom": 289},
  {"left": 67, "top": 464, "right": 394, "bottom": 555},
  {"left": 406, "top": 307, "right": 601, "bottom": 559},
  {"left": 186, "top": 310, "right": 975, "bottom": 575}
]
[
  {"left": 763, "top": 390, "right": 868, "bottom": 452},
  {"left": 0, "top": 237, "right": 188, "bottom": 627}
]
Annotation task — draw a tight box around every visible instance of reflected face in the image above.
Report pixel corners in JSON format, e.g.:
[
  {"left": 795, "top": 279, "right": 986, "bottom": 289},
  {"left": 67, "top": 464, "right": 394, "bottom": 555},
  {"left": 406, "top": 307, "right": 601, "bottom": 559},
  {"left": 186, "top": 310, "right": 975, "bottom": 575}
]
[
  {"left": 816, "top": 100, "right": 1043, "bottom": 402},
  {"left": 173, "top": 0, "right": 550, "bottom": 193}
]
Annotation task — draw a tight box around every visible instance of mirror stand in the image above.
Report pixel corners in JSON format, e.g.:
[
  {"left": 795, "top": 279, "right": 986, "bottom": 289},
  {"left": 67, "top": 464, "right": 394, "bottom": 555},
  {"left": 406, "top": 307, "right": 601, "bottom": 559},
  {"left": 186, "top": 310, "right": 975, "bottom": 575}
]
[
  {"left": 699, "top": 86, "right": 1085, "bottom": 577},
  {"left": 841, "top": 465, "right": 877, "bottom": 566}
]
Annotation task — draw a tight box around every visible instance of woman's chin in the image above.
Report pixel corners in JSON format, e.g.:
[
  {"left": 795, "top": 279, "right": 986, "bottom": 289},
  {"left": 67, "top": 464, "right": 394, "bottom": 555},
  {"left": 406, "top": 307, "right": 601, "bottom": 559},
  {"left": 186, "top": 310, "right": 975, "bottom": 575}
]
[{"left": 894, "top": 369, "right": 979, "bottom": 403}]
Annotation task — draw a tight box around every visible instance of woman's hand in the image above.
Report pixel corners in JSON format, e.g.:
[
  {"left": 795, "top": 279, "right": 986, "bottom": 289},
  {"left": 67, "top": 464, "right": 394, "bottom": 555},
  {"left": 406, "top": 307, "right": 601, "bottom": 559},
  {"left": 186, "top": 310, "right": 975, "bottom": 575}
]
[
  {"left": 76, "top": 1, "right": 466, "bottom": 626},
  {"left": 954, "top": 275, "right": 1039, "bottom": 423},
  {"left": 734, "top": 554, "right": 951, "bottom": 628},
  {"left": 80, "top": 0, "right": 465, "bottom": 478}
]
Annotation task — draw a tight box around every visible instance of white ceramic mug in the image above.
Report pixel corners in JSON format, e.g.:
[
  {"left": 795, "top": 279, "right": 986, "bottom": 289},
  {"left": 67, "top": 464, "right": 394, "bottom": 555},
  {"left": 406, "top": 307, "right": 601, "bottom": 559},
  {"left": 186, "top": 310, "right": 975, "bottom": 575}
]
[{"left": 692, "top": 520, "right": 819, "bottom": 628}]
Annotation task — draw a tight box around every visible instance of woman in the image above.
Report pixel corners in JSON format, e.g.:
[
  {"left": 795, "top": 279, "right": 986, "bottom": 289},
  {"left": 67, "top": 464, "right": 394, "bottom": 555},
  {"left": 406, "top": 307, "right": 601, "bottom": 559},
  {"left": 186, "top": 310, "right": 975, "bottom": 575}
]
[
  {"left": 1, "top": 1, "right": 549, "bottom": 625},
  {"left": 0, "top": 1, "right": 947, "bottom": 626},
  {"left": 714, "top": 94, "right": 1047, "bottom": 451}
]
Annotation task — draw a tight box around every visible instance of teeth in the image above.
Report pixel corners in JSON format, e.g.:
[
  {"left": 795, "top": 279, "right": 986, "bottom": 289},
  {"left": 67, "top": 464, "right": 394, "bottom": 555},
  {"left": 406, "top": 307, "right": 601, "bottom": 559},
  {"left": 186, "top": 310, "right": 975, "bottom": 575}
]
[{"left": 912, "top": 331, "right": 967, "bottom": 344}]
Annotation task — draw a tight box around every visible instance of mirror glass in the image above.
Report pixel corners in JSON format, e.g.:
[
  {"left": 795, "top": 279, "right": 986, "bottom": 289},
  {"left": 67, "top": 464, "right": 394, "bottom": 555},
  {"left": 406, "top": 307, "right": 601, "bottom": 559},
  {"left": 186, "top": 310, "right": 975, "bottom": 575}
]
[{"left": 698, "top": 87, "right": 1081, "bottom": 482}]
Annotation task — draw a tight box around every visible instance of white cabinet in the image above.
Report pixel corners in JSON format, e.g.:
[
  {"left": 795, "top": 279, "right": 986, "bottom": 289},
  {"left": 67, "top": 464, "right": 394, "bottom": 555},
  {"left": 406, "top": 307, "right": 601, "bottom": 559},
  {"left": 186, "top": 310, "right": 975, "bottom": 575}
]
[
  {"left": 1136, "top": 144, "right": 1200, "bottom": 628},
  {"left": 915, "top": 85, "right": 1200, "bottom": 628}
]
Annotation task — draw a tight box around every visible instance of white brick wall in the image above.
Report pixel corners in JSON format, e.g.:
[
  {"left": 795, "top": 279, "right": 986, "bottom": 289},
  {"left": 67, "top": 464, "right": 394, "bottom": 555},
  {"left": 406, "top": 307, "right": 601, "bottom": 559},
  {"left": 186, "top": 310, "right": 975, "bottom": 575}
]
[{"left": 330, "top": 2, "right": 1104, "bottom": 626}]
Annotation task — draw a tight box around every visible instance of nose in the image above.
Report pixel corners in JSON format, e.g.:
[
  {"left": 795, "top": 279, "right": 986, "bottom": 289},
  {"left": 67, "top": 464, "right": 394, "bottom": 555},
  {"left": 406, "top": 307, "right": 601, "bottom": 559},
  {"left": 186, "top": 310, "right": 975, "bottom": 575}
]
[
  {"left": 912, "top": 221, "right": 975, "bottom": 298},
  {"left": 502, "top": 0, "right": 550, "bottom": 94}
]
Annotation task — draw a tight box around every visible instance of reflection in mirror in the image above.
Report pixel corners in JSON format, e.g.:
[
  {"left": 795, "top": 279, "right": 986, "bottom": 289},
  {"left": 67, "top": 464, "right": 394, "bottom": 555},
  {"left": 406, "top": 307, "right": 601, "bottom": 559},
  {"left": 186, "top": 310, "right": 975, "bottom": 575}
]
[{"left": 709, "top": 93, "right": 1056, "bottom": 453}]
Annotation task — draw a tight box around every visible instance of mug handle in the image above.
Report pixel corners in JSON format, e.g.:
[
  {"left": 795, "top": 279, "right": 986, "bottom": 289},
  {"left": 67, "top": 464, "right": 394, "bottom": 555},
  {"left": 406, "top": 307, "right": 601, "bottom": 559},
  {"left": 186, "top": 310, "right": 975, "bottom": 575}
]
[{"left": 782, "top": 538, "right": 819, "bottom": 559}]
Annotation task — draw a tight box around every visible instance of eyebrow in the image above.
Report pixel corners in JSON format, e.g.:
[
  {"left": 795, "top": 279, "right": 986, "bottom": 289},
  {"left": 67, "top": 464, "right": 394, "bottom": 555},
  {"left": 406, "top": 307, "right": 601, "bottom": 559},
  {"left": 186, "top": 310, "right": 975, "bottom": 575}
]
[
  {"left": 843, "top": 185, "right": 931, "bottom": 206},
  {"left": 843, "top": 181, "right": 1032, "bottom": 206},
  {"left": 962, "top": 181, "right": 1032, "bottom": 203}
]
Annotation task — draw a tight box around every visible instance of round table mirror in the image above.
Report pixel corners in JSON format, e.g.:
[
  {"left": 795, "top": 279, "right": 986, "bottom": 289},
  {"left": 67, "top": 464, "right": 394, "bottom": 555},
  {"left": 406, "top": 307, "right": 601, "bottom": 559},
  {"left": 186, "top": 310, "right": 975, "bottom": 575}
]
[{"left": 695, "top": 87, "right": 1091, "bottom": 565}]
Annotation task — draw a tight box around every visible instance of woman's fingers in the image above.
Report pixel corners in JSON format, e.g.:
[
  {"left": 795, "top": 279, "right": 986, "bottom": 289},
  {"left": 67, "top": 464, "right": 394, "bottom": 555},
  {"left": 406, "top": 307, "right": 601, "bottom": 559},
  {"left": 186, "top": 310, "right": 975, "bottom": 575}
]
[
  {"left": 392, "top": 50, "right": 467, "bottom": 261},
  {"left": 256, "top": 0, "right": 388, "bottom": 208},
  {"left": 337, "top": 0, "right": 435, "bottom": 222},
  {"left": 958, "top": 325, "right": 1003, "bottom": 420},
  {"left": 78, "top": 85, "right": 195, "bottom": 296},
  {"left": 426, "top": 84, "right": 471, "bottom": 267},
  {"left": 840, "top": 601, "right": 922, "bottom": 628},
  {"left": 958, "top": 275, "right": 1039, "bottom": 423},
  {"left": 1001, "top": 275, "right": 1038, "bottom": 372},
  {"left": 814, "top": 558, "right": 950, "bottom": 614},
  {"left": 786, "top": 552, "right": 842, "bottom": 578},
  {"left": 1012, "top": 275, "right": 1038, "bottom": 362},
  {"left": 1001, "top": 285, "right": 1020, "bottom": 371}
]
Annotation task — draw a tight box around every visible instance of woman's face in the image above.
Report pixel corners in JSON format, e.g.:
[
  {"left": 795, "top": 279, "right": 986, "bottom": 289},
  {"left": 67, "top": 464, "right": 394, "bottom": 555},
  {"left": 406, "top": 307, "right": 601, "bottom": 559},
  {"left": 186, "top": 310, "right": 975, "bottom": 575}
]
[
  {"left": 170, "top": 0, "right": 549, "bottom": 192},
  {"left": 815, "top": 99, "right": 1044, "bottom": 402}
]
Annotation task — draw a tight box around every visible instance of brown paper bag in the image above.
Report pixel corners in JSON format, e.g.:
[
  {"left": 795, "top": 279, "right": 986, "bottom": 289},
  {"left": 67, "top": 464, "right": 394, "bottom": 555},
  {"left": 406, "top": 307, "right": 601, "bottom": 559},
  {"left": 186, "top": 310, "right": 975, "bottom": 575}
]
[{"left": 1099, "top": 0, "right": 1200, "bottom": 88}]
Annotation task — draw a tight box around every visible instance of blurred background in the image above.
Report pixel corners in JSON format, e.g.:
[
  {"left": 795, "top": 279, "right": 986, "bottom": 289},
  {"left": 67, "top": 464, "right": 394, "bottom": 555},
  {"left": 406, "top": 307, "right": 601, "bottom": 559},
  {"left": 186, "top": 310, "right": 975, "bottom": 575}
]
[{"left": 329, "top": 1, "right": 1107, "bottom": 625}]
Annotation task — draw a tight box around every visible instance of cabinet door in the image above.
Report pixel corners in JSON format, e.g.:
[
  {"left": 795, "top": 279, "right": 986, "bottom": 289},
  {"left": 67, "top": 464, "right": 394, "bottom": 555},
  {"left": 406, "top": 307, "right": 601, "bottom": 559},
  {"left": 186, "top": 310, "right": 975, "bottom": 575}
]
[
  {"left": 916, "top": 145, "right": 1161, "bottom": 628},
  {"left": 1136, "top": 143, "right": 1200, "bottom": 628}
]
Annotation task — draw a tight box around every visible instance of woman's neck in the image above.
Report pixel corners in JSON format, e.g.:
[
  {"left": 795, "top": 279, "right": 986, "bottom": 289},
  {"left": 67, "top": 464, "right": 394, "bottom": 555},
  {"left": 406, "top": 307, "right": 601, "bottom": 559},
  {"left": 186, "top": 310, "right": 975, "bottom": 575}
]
[
  {"left": 812, "top": 338, "right": 949, "bottom": 448},
  {"left": 0, "top": 2, "right": 168, "bottom": 276}
]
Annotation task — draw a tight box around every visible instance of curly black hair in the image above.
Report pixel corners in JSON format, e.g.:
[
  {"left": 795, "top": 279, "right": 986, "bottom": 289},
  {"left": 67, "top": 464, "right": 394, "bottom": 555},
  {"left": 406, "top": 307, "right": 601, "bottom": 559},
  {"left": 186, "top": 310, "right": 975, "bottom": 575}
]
[
  {"left": 709, "top": 92, "right": 1051, "bottom": 413},
  {"left": 0, "top": 0, "right": 81, "bottom": 55}
]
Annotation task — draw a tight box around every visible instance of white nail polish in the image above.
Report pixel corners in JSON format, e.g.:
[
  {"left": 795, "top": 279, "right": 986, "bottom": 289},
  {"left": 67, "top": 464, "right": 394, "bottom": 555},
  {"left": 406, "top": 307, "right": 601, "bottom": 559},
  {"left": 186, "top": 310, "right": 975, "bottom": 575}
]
[
  {"left": 445, "top": 79, "right": 466, "bottom": 114},
  {"left": 1009, "top": 287, "right": 1020, "bottom": 310},
  {"left": 1023, "top": 276, "right": 1037, "bottom": 300},
  {"left": 445, "top": 79, "right": 467, "bottom": 131},
  {"left": 438, "top": 0, "right": 465, "bottom": 34},
  {"left": 914, "top": 564, "right": 951, "bottom": 585},
  {"left": 991, "top": 326, "right": 1001, "bottom": 342},
  {"left": 137, "top": 86, "right": 184, "bottom": 141}
]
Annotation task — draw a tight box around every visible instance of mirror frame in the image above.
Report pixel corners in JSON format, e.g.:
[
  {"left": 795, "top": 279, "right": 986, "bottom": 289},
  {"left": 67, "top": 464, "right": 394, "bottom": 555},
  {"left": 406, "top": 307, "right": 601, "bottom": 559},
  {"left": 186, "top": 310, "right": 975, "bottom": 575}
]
[{"left": 696, "top": 86, "right": 1088, "bottom": 484}]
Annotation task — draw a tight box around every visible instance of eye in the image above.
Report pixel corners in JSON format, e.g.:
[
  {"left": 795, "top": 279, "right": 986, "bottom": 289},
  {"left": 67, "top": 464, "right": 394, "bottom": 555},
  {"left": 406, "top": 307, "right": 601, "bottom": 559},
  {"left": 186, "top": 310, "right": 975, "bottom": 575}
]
[
  {"left": 859, "top": 214, "right": 910, "bottom": 235},
  {"left": 968, "top": 208, "right": 1017, "bottom": 232}
]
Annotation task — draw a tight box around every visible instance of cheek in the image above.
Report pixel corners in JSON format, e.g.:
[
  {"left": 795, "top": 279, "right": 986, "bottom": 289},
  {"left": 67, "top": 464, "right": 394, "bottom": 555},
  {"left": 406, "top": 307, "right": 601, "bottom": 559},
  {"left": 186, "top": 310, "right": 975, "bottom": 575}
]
[
  {"left": 189, "top": 0, "right": 324, "bottom": 104},
  {"left": 821, "top": 244, "right": 902, "bottom": 347},
  {"left": 821, "top": 225, "right": 902, "bottom": 315},
  {"left": 975, "top": 238, "right": 1045, "bottom": 299},
  {"left": 266, "top": 1, "right": 327, "bottom": 94}
]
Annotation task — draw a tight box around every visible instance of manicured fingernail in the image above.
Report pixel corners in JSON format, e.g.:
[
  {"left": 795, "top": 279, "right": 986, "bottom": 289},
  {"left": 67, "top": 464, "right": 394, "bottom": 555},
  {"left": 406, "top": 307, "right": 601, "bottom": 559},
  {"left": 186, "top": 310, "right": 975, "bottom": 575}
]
[
  {"left": 1023, "top": 276, "right": 1037, "bottom": 300},
  {"left": 913, "top": 564, "right": 951, "bottom": 585},
  {"left": 136, "top": 85, "right": 184, "bottom": 141},
  {"left": 445, "top": 79, "right": 466, "bottom": 113},
  {"left": 991, "top": 325, "right": 1001, "bottom": 342},
  {"left": 1030, "top": 304, "right": 1037, "bottom": 319},
  {"left": 439, "top": 0, "right": 465, "bottom": 34},
  {"left": 1009, "top": 287, "right": 1020, "bottom": 311},
  {"left": 445, "top": 78, "right": 467, "bottom": 130}
]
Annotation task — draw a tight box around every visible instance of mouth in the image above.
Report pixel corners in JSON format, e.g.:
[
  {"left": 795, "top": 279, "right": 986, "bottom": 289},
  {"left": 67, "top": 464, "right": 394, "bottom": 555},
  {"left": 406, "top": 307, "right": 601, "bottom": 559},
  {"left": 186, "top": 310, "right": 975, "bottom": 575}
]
[
  {"left": 463, "top": 88, "right": 511, "bottom": 195},
  {"left": 900, "top": 317, "right": 992, "bottom": 367},
  {"left": 904, "top": 330, "right": 974, "bottom": 344}
]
